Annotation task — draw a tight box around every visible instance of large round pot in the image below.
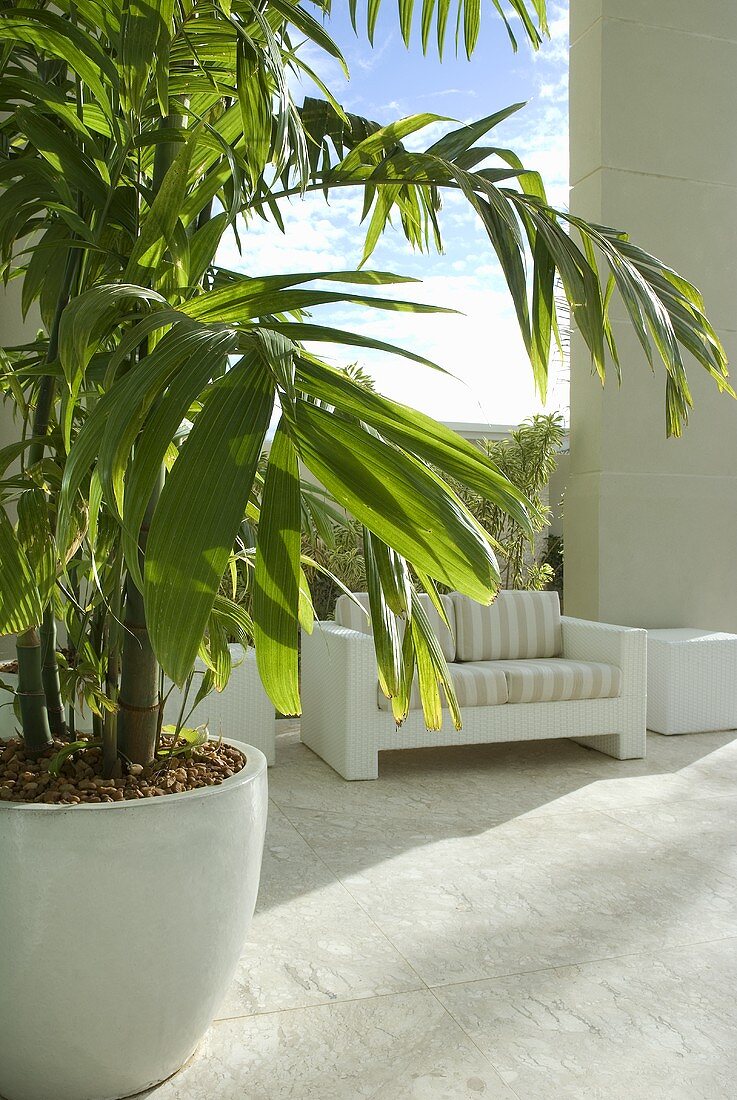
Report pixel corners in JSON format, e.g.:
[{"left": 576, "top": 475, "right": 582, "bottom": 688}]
[{"left": 0, "top": 739, "right": 268, "bottom": 1100}]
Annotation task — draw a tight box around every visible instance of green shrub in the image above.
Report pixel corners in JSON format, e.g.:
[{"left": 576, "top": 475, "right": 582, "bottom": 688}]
[{"left": 451, "top": 413, "right": 565, "bottom": 590}]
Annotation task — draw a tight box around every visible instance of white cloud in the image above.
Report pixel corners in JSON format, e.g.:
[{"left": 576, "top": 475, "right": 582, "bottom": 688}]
[
  {"left": 417, "top": 88, "right": 478, "bottom": 99},
  {"left": 497, "top": 2, "right": 569, "bottom": 210},
  {"left": 353, "top": 32, "right": 396, "bottom": 73},
  {"left": 217, "top": 192, "right": 566, "bottom": 425},
  {"left": 323, "top": 273, "right": 568, "bottom": 424},
  {"left": 533, "top": 1, "right": 569, "bottom": 66},
  {"left": 214, "top": 2, "right": 572, "bottom": 426},
  {"left": 538, "top": 71, "right": 568, "bottom": 103}
]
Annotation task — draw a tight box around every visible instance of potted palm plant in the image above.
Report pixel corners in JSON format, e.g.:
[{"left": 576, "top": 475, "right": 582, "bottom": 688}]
[{"left": 0, "top": 2, "right": 729, "bottom": 1098}]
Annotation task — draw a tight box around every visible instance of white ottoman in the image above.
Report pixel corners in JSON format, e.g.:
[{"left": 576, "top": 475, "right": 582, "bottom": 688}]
[{"left": 647, "top": 629, "right": 737, "bottom": 735}]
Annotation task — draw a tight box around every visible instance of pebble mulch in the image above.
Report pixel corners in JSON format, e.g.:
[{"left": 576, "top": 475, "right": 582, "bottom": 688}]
[{"left": 0, "top": 736, "right": 246, "bottom": 805}]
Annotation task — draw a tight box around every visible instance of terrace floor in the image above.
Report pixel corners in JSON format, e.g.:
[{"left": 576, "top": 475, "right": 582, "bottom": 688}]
[{"left": 149, "top": 721, "right": 737, "bottom": 1099}]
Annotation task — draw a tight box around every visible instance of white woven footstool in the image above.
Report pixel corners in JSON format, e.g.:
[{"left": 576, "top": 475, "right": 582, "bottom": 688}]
[{"left": 647, "top": 629, "right": 737, "bottom": 735}]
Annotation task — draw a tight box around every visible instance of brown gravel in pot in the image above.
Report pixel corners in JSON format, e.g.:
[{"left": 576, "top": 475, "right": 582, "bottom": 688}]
[
  {"left": 0, "top": 660, "right": 18, "bottom": 675},
  {"left": 0, "top": 736, "right": 246, "bottom": 805}
]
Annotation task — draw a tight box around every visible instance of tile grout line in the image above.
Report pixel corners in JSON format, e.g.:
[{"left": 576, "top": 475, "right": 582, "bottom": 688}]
[
  {"left": 214, "top": 986, "right": 437, "bottom": 1025},
  {"left": 215, "top": 985, "right": 522, "bottom": 1099},
  {"left": 270, "top": 794, "right": 507, "bottom": 828},
  {"left": 424, "top": 986, "right": 526, "bottom": 1100},
  {"left": 594, "top": 805, "right": 737, "bottom": 887},
  {"left": 224, "top": 799, "right": 428, "bottom": 1023},
  {"left": 275, "top": 800, "right": 432, "bottom": 995},
  {"left": 425, "top": 931, "right": 737, "bottom": 998},
  {"left": 271, "top": 801, "right": 736, "bottom": 1010},
  {"left": 212, "top": 929, "right": 737, "bottom": 1046}
]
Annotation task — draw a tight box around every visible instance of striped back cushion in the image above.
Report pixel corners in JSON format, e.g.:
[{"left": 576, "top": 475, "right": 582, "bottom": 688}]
[
  {"left": 334, "top": 592, "right": 456, "bottom": 662},
  {"left": 415, "top": 593, "right": 456, "bottom": 662},
  {"left": 451, "top": 590, "right": 562, "bottom": 661}
]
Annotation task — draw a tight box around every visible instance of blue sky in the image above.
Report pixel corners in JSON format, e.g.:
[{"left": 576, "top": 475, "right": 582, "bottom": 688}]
[{"left": 218, "top": 1, "right": 570, "bottom": 426}]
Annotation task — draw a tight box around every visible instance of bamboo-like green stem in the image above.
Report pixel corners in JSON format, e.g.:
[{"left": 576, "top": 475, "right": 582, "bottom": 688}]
[
  {"left": 16, "top": 628, "right": 52, "bottom": 754},
  {"left": 117, "top": 113, "right": 187, "bottom": 765},
  {"left": 15, "top": 245, "right": 81, "bottom": 747},
  {"left": 117, "top": 473, "right": 163, "bottom": 764},
  {"left": 103, "top": 646, "right": 120, "bottom": 778},
  {"left": 88, "top": 605, "right": 119, "bottom": 776},
  {"left": 117, "top": 586, "right": 160, "bottom": 764},
  {"left": 101, "top": 550, "right": 123, "bottom": 777},
  {"left": 40, "top": 608, "right": 67, "bottom": 740}
]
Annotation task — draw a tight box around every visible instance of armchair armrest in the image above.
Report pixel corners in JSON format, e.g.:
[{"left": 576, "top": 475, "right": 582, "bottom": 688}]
[
  {"left": 301, "top": 621, "right": 378, "bottom": 720},
  {"left": 562, "top": 616, "right": 646, "bottom": 698},
  {"left": 300, "top": 621, "right": 387, "bottom": 778}
]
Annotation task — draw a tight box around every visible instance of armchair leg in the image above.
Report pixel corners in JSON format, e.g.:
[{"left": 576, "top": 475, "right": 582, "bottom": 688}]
[
  {"left": 340, "top": 748, "right": 380, "bottom": 781},
  {"left": 571, "top": 730, "right": 646, "bottom": 760},
  {"left": 300, "top": 722, "right": 380, "bottom": 780}
]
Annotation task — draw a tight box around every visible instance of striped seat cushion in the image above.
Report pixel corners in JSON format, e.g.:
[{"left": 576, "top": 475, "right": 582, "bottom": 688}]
[
  {"left": 335, "top": 592, "right": 456, "bottom": 662},
  {"left": 451, "top": 590, "right": 562, "bottom": 661},
  {"left": 377, "top": 661, "right": 508, "bottom": 712},
  {"left": 494, "top": 659, "right": 622, "bottom": 704}
]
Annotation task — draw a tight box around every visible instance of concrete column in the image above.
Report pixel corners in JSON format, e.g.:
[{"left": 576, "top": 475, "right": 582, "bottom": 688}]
[
  {"left": 0, "top": 280, "right": 26, "bottom": 458},
  {"left": 565, "top": 1, "right": 737, "bottom": 630},
  {"left": 0, "top": 281, "right": 35, "bottom": 659}
]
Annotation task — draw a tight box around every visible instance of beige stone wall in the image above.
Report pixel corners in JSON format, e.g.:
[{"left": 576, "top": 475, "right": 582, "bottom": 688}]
[
  {"left": 566, "top": 1, "right": 737, "bottom": 630},
  {"left": 0, "top": 282, "right": 38, "bottom": 658},
  {"left": 0, "top": 280, "right": 31, "bottom": 466},
  {"left": 547, "top": 452, "right": 568, "bottom": 539}
]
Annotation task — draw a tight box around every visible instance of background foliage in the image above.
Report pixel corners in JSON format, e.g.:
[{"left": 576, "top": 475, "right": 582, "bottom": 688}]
[
  {"left": 303, "top": 410, "right": 566, "bottom": 616},
  {"left": 452, "top": 413, "right": 566, "bottom": 591}
]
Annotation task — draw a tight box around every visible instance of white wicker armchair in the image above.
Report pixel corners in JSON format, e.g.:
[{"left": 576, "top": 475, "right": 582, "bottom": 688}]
[
  {"left": 301, "top": 593, "right": 646, "bottom": 780},
  {"left": 163, "top": 644, "right": 275, "bottom": 765}
]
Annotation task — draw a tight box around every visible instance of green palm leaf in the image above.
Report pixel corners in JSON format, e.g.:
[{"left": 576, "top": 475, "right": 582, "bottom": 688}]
[
  {"left": 0, "top": 509, "right": 43, "bottom": 636},
  {"left": 0, "top": 10, "right": 117, "bottom": 124},
  {"left": 144, "top": 351, "right": 274, "bottom": 685},
  {"left": 292, "top": 400, "right": 500, "bottom": 601},
  {"left": 253, "top": 423, "right": 302, "bottom": 716}
]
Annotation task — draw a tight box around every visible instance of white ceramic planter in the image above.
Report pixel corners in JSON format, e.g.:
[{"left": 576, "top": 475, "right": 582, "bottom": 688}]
[{"left": 0, "top": 739, "right": 268, "bottom": 1100}]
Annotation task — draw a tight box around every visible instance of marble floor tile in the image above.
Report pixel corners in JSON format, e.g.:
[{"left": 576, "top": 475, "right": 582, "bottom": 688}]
[
  {"left": 385, "top": 744, "right": 613, "bottom": 825},
  {"left": 286, "top": 805, "right": 737, "bottom": 986},
  {"left": 148, "top": 991, "right": 517, "bottom": 1100},
  {"left": 602, "top": 794, "right": 737, "bottom": 879},
  {"left": 641, "top": 728, "right": 736, "bottom": 769},
  {"left": 677, "top": 735, "right": 737, "bottom": 791},
  {"left": 218, "top": 803, "right": 421, "bottom": 1017},
  {"left": 134, "top": 720, "right": 737, "bottom": 1098},
  {"left": 269, "top": 727, "right": 447, "bottom": 821},
  {"left": 273, "top": 725, "right": 737, "bottom": 826},
  {"left": 436, "top": 936, "right": 737, "bottom": 1099},
  {"left": 565, "top": 736, "right": 737, "bottom": 814},
  {"left": 384, "top": 731, "right": 737, "bottom": 823}
]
